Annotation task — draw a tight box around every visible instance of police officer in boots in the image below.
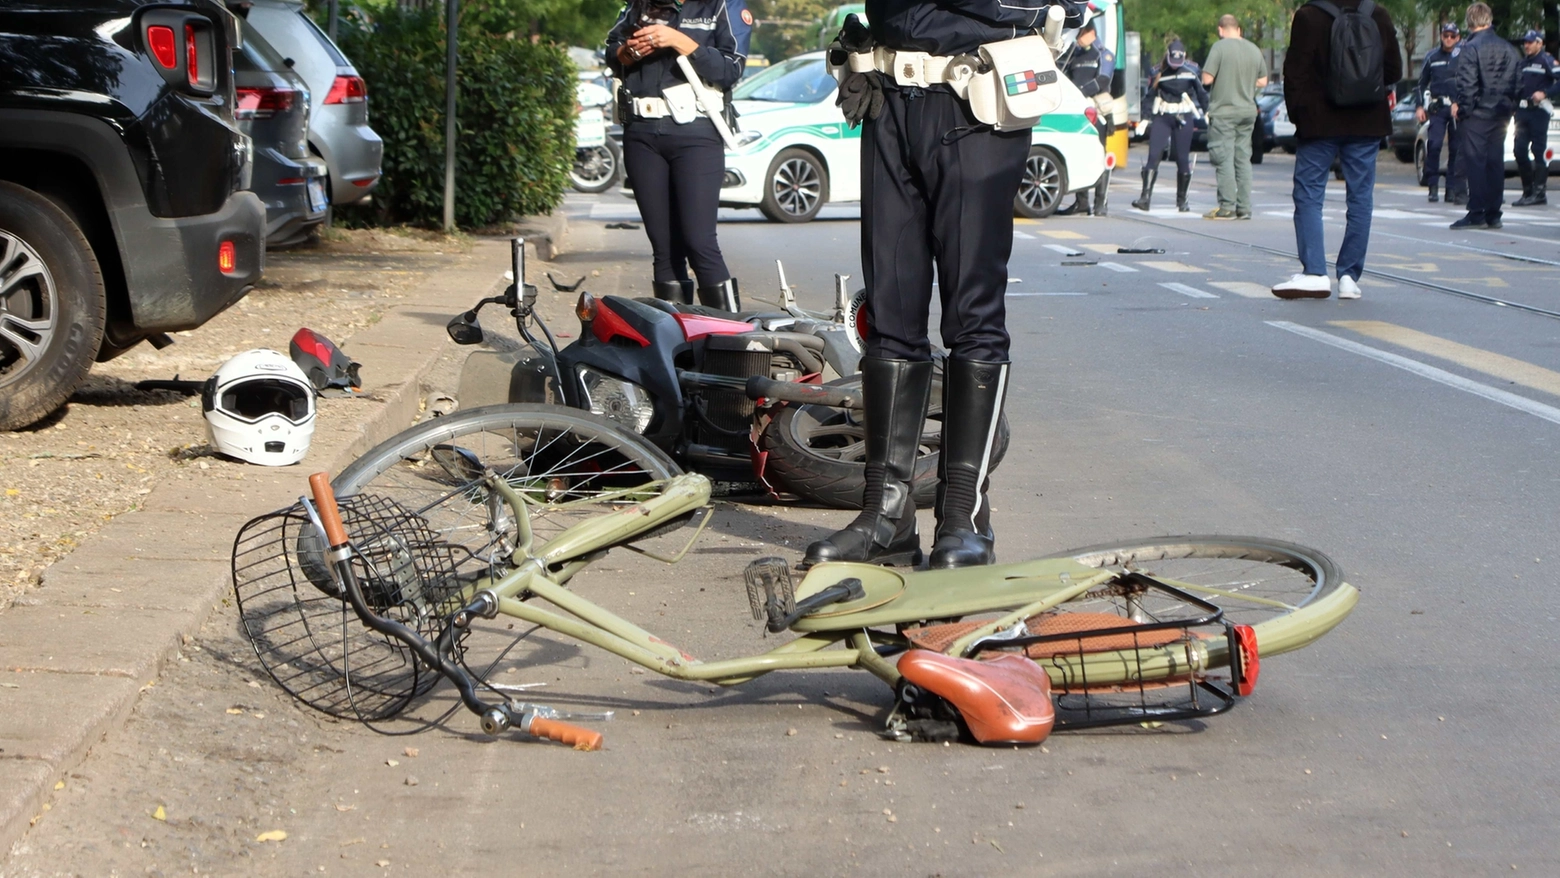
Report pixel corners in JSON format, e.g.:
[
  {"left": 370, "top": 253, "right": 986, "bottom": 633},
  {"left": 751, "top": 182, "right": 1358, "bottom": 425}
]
[
  {"left": 607, "top": 0, "right": 747, "bottom": 309},
  {"left": 1417, "top": 23, "right": 1462, "bottom": 203},
  {"left": 1450, "top": 2, "right": 1522, "bottom": 230},
  {"left": 1055, "top": 21, "right": 1114, "bottom": 217},
  {"left": 1512, "top": 30, "right": 1557, "bottom": 207},
  {"left": 805, "top": 0, "right": 1081, "bottom": 570},
  {"left": 1133, "top": 41, "right": 1207, "bottom": 212}
]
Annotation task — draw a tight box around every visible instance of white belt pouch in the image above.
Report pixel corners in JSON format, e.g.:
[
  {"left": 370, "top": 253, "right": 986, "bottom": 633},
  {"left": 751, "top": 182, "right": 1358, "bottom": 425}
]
[
  {"left": 964, "top": 35, "right": 1062, "bottom": 131},
  {"left": 661, "top": 83, "right": 700, "bottom": 124}
]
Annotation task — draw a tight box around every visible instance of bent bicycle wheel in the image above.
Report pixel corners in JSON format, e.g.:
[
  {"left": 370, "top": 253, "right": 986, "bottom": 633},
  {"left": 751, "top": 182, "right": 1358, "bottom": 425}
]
[{"left": 333, "top": 405, "right": 682, "bottom": 567}]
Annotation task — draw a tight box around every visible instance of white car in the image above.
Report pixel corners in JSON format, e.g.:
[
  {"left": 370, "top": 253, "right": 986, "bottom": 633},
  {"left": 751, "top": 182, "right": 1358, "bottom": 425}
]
[{"left": 720, "top": 51, "right": 1108, "bottom": 222}]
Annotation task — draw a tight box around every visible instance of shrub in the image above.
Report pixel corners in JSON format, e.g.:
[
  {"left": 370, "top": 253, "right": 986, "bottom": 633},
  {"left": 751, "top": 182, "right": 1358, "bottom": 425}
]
[{"left": 336, "top": 7, "right": 575, "bottom": 228}]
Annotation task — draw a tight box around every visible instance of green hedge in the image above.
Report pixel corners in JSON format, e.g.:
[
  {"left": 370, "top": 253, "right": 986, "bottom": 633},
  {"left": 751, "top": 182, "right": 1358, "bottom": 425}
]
[{"left": 336, "top": 8, "right": 575, "bottom": 228}]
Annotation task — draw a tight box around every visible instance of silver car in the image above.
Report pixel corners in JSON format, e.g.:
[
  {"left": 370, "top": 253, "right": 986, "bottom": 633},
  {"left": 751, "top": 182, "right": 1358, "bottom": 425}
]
[{"left": 242, "top": 0, "right": 382, "bottom": 206}]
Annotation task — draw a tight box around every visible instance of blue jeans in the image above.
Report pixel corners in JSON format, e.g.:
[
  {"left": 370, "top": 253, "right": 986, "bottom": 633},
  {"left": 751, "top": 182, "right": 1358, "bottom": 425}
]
[{"left": 1293, "top": 136, "right": 1377, "bottom": 281}]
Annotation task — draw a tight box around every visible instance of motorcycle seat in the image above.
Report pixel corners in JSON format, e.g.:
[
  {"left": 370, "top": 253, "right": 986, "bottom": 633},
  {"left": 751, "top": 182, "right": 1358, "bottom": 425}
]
[
  {"left": 635, "top": 297, "right": 761, "bottom": 322},
  {"left": 897, "top": 650, "right": 1055, "bottom": 745}
]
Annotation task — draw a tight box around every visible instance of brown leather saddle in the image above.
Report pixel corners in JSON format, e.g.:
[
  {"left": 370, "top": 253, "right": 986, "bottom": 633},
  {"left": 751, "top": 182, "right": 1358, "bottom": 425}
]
[{"left": 897, "top": 650, "right": 1056, "bottom": 745}]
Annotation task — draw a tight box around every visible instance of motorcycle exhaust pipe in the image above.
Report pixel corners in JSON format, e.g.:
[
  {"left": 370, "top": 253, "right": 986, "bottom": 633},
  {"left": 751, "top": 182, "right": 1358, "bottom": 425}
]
[{"left": 744, "top": 375, "right": 860, "bottom": 409}]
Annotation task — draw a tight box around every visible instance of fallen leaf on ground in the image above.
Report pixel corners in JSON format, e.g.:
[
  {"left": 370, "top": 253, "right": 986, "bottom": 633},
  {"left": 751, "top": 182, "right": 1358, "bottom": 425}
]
[
  {"left": 225, "top": 707, "right": 244, "bottom": 715},
  {"left": 256, "top": 830, "right": 287, "bottom": 842},
  {"left": 53, "top": 781, "right": 64, "bottom": 790},
  {"left": 152, "top": 806, "right": 166, "bottom": 821},
  {"left": 403, "top": 747, "right": 419, "bottom": 758},
  {"left": 375, "top": 859, "right": 391, "bottom": 868},
  {"left": 385, "top": 759, "right": 399, "bottom": 767},
  {"left": 340, "top": 837, "right": 365, "bottom": 847},
  {"left": 335, "top": 804, "right": 357, "bottom": 812}
]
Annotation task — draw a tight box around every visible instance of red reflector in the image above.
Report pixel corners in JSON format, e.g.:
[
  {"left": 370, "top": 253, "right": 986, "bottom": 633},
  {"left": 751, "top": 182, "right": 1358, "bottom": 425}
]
[
  {"left": 1084, "top": 105, "right": 1098, "bottom": 124},
  {"left": 1232, "top": 624, "right": 1260, "bottom": 697},
  {"left": 276, "top": 177, "right": 305, "bottom": 185},
  {"left": 235, "top": 86, "right": 297, "bottom": 120},
  {"left": 350, "top": 177, "right": 376, "bottom": 187},
  {"left": 185, "top": 24, "right": 199, "bottom": 86},
  {"left": 323, "top": 75, "right": 367, "bottom": 104},
  {"left": 218, "top": 241, "right": 237, "bottom": 274},
  {"left": 148, "top": 26, "right": 177, "bottom": 69}
]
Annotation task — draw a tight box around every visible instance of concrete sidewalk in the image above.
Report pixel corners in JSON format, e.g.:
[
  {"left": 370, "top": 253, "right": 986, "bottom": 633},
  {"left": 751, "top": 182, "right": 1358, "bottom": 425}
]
[{"left": 0, "top": 220, "right": 579, "bottom": 851}]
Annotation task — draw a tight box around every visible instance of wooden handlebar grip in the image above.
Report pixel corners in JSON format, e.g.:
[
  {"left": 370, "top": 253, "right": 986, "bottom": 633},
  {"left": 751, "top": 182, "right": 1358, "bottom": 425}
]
[
  {"left": 308, "top": 472, "right": 349, "bottom": 549},
  {"left": 528, "top": 717, "right": 604, "bottom": 751}
]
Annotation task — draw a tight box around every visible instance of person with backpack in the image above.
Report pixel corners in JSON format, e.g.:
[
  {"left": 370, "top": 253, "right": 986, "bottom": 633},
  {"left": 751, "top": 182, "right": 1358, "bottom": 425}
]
[
  {"left": 1449, "top": 2, "right": 1523, "bottom": 229},
  {"left": 1271, "top": 0, "right": 1400, "bottom": 300}
]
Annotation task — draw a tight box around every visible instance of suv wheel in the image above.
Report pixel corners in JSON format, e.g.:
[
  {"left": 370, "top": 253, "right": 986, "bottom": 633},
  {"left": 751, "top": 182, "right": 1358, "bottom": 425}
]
[
  {"left": 0, "top": 182, "right": 106, "bottom": 430},
  {"left": 760, "top": 149, "right": 828, "bottom": 223},
  {"left": 1014, "top": 146, "right": 1067, "bottom": 218}
]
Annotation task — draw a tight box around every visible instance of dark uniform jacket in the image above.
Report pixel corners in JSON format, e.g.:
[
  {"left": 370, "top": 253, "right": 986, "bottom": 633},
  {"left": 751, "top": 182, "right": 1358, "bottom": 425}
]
[
  {"left": 1148, "top": 63, "right": 1208, "bottom": 117},
  {"left": 1518, "top": 50, "right": 1558, "bottom": 104},
  {"left": 605, "top": 0, "right": 747, "bottom": 100},
  {"left": 1454, "top": 28, "right": 1523, "bottom": 117},
  {"left": 1066, "top": 41, "right": 1114, "bottom": 97},
  {"left": 1282, "top": 0, "right": 1401, "bottom": 139},
  {"left": 865, "top": 0, "right": 1084, "bottom": 56},
  {"left": 1417, "top": 44, "right": 1460, "bottom": 106}
]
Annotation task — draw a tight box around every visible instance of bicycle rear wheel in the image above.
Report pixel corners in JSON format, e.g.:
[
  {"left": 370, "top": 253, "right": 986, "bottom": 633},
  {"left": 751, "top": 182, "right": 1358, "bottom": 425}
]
[
  {"left": 1054, "top": 536, "right": 1350, "bottom": 657},
  {"left": 333, "top": 405, "right": 682, "bottom": 568}
]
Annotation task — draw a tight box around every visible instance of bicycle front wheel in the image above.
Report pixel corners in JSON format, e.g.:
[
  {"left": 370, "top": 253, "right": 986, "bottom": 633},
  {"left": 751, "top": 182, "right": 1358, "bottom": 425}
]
[
  {"left": 1055, "top": 536, "right": 1354, "bottom": 658},
  {"left": 334, "top": 405, "right": 682, "bottom": 567}
]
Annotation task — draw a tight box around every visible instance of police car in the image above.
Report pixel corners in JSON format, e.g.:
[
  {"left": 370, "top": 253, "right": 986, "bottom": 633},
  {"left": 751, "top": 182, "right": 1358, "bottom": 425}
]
[{"left": 720, "top": 50, "right": 1109, "bottom": 221}]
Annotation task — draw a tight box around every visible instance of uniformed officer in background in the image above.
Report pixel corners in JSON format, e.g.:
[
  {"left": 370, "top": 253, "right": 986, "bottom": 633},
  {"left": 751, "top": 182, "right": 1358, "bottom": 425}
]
[
  {"left": 607, "top": 0, "right": 748, "bottom": 310},
  {"left": 1417, "top": 23, "right": 1462, "bottom": 203},
  {"left": 1055, "top": 20, "right": 1115, "bottom": 217},
  {"left": 805, "top": 0, "right": 1083, "bottom": 571},
  {"left": 1131, "top": 41, "right": 1208, "bottom": 213},
  {"left": 1512, "top": 29, "right": 1557, "bottom": 207}
]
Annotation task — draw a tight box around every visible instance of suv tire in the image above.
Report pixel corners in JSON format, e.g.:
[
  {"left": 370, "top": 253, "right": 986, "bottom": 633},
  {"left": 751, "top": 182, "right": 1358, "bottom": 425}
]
[{"left": 0, "top": 181, "right": 106, "bottom": 430}]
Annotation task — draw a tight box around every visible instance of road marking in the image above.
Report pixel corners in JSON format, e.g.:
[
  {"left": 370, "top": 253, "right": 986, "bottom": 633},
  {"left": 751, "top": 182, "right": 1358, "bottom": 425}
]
[
  {"left": 1268, "top": 321, "right": 1560, "bottom": 426},
  {"left": 1098, "top": 261, "right": 1138, "bottom": 273},
  {"left": 1158, "top": 282, "right": 1218, "bottom": 299},
  {"left": 1008, "top": 292, "right": 1089, "bottom": 296},
  {"left": 1208, "top": 281, "right": 1271, "bottom": 298},
  {"left": 1040, "top": 230, "right": 1087, "bottom": 240},
  {"left": 1331, "top": 320, "right": 1560, "bottom": 399},
  {"left": 1014, "top": 230, "right": 1035, "bottom": 239},
  {"left": 1081, "top": 243, "right": 1123, "bottom": 254},
  {"left": 1141, "top": 261, "right": 1203, "bottom": 273},
  {"left": 1044, "top": 244, "right": 1086, "bottom": 256}
]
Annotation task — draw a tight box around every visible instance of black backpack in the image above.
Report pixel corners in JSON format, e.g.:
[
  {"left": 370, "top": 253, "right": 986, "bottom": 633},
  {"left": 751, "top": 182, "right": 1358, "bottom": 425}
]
[{"left": 1309, "top": 0, "right": 1386, "bottom": 107}]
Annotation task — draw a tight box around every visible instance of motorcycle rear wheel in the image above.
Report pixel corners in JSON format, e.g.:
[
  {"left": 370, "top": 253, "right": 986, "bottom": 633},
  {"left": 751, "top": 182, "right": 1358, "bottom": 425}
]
[{"left": 759, "top": 374, "right": 1011, "bottom": 509}]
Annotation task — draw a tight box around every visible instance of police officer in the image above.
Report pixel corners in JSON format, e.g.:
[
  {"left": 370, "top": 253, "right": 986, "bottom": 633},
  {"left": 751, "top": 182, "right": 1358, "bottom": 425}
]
[
  {"left": 1512, "top": 29, "right": 1557, "bottom": 206},
  {"left": 1131, "top": 41, "right": 1208, "bottom": 213},
  {"left": 1450, "top": 2, "right": 1522, "bottom": 230},
  {"left": 1055, "top": 20, "right": 1115, "bottom": 217},
  {"left": 607, "top": 0, "right": 748, "bottom": 309},
  {"left": 805, "top": 0, "right": 1083, "bottom": 571},
  {"left": 1417, "top": 23, "right": 1462, "bottom": 203}
]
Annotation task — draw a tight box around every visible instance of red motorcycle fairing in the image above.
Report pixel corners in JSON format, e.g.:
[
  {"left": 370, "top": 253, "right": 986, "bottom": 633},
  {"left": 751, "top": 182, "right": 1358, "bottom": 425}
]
[
  {"left": 674, "top": 312, "right": 754, "bottom": 341},
  {"left": 589, "top": 300, "right": 651, "bottom": 347}
]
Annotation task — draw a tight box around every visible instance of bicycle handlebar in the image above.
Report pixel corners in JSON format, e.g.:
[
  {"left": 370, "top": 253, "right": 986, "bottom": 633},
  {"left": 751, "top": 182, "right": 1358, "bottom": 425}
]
[
  {"left": 525, "top": 715, "right": 604, "bottom": 751},
  {"left": 308, "top": 472, "right": 348, "bottom": 549}
]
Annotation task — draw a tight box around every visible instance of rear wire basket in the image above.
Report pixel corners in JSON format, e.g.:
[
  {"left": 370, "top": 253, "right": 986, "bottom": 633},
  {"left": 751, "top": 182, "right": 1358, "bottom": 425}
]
[
  {"left": 231, "top": 494, "right": 474, "bottom": 722},
  {"left": 905, "top": 575, "right": 1245, "bottom": 730}
]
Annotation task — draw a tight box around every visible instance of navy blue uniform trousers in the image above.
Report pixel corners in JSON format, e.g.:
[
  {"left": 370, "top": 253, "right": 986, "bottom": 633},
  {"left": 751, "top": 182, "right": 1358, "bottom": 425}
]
[
  {"left": 1460, "top": 110, "right": 1513, "bottom": 220},
  {"left": 861, "top": 87, "right": 1029, "bottom": 363},
  {"left": 1514, "top": 106, "right": 1551, "bottom": 187},
  {"left": 623, "top": 117, "right": 732, "bottom": 286}
]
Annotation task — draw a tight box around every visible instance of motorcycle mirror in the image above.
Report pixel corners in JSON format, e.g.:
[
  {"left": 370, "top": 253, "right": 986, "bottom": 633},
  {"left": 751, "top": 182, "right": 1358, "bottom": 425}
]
[{"left": 447, "top": 310, "right": 485, "bottom": 345}]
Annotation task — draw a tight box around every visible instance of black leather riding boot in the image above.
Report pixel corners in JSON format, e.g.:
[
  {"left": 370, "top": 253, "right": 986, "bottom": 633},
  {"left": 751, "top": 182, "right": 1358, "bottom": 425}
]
[
  {"left": 1131, "top": 166, "right": 1155, "bottom": 211},
  {"left": 1054, "top": 196, "right": 1089, "bottom": 216},
  {"left": 1091, "top": 168, "right": 1110, "bottom": 217},
  {"left": 1175, "top": 172, "right": 1192, "bottom": 212},
  {"left": 697, "top": 278, "right": 741, "bottom": 311},
  {"left": 653, "top": 281, "right": 693, "bottom": 304},
  {"left": 929, "top": 358, "right": 1009, "bottom": 569},
  {"left": 803, "top": 358, "right": 934, "bottom": 568},
  {"left": 1514, "top": 170, "right": 1536, "bottom": 206},
  {"left": 1427, "top": 181, "right": 1439, "bottom": 203}
]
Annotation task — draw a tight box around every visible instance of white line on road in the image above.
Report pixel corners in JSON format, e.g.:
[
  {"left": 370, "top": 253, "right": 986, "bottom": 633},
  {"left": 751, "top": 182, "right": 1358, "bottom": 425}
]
[
  {"left": 1015, "top": 230, "right": 1035, "bottom": 239},
  {"left": 1008, "top": 292, "right": 1088, "bottom": 296},
  {"left": 1267, "top": 321, "right": 1560, "bottom": 426},
  {"left": 1097, "top": 261, "right": 1138, "bottom": 273},
  {"left": 1158, "top": 282, "right": 1219, "bottom": 299},
  {"left": 1043, "top": 244, "right": 1085, "bottom": 256}
]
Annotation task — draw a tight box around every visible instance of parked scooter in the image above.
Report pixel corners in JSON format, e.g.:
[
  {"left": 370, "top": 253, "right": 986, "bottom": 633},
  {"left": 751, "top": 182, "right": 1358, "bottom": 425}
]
[
  {"left": 448, "top": 241, "right": 1008, "bottom": 508},
  {"left": 571, "top": 80, "right": 621, "bottom": 194}
]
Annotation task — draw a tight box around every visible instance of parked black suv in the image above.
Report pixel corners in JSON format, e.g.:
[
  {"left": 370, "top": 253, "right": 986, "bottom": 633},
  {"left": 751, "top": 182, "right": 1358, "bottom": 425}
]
[{"left": 0, "top": 0, "right": 265, "bottom": 430}]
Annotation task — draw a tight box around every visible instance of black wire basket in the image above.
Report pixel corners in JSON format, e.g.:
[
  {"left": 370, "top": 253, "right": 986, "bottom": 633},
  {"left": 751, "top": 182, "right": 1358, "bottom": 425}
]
[{"left": 231, "top": 493, "right": 473, "bottom": 722}]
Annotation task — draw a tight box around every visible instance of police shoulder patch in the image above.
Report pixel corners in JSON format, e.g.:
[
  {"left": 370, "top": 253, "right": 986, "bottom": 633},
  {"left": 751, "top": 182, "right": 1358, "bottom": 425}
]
[{"left": 741, "top": 8, "right": 753, "bottom": 25}]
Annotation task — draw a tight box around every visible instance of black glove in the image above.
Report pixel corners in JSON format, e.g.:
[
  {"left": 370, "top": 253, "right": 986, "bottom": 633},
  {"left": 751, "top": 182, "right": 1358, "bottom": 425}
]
[
  {"left": 826, "top": 13, "right": 873, "bottom": 68},
  {"left": 836, "top": 70, "right": 885, "bottom": 127}
]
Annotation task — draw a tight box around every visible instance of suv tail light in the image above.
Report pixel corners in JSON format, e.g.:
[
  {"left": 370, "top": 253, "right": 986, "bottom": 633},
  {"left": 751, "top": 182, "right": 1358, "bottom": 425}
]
[
  {"left": 218, "top": 241, "right": 237, "bottom": 275},
  {"left": 236, "top": 86, "right": 298, "bottom": 120},
  {"left": 148, "top": 26, "right": 177, "bottom": 68},
  {"left": 323, "top": 75, "right": 367, "bottom": 104}
]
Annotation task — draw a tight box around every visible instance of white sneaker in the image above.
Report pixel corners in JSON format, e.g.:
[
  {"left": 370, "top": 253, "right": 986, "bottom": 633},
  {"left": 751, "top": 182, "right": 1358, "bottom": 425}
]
[
  {"left": 1337, "top": 276, "right": 1361, "bottom": 300},
  {"left": 1272, "top": 274, "right": 1331, "bottom": 299}
]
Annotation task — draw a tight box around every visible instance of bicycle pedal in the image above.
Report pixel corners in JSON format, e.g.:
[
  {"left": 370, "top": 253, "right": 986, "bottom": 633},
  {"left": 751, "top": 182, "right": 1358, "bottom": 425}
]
[{"left": 743, "top": 556, "right": 795, "bottom": 629}]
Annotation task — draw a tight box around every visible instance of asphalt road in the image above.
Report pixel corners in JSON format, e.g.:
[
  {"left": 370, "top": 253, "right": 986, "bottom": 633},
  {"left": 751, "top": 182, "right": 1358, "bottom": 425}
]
[
  {"left": 559, "top": 150, "right": 1560, "bottom": 872},
  {"left": 9, "top": 150, "right": 1556, "bottom": 876}
]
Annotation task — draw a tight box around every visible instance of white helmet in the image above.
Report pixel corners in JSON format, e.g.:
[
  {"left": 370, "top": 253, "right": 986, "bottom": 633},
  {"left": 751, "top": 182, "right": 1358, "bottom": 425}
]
[{"left": 202, "top": 349, "right": 316, "bottom": 466}]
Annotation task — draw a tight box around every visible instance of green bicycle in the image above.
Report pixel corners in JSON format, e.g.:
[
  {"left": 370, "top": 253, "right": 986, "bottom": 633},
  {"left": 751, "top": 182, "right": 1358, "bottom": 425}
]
[{"left": 231, "top": 411, "right": 1356, "bottom": 748}]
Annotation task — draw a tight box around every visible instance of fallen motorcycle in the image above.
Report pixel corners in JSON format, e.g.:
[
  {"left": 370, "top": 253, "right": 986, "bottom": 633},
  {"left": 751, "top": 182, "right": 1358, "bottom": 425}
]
[{"left": 447, "top": 239, "right": 1008, "bottom": 507}]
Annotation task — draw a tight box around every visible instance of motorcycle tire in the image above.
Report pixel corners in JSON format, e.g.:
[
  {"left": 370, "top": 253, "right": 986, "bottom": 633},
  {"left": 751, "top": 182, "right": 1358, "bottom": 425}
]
[
  {"left": 571, "top": 141, "right": 622, "bottom": 194},
  {"left": 759, "top": 373, "right": 1011, "bottom": 510}
]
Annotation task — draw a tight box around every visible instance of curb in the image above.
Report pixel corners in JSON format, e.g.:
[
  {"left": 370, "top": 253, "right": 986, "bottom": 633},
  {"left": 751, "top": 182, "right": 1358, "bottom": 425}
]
[{"left": 0, "top": 214, "right": 567, "bottom": 853}]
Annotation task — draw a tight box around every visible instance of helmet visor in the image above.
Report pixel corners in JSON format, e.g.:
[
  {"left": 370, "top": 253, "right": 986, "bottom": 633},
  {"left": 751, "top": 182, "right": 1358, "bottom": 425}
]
[{"left": 219, "top": 378, "right": 313, "bottom": 423}]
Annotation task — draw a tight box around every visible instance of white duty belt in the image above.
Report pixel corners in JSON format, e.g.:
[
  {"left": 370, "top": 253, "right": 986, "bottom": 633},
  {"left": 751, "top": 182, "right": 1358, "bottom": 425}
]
[{"left": 630, "top": 96, "right": 672, "bottom": 118}]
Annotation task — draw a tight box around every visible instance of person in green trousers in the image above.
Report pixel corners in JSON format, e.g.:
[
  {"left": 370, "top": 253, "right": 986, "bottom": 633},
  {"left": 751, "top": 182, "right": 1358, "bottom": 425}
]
[{"left": 1201, "top": 14, "right": 1269, "bottom": 219}]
